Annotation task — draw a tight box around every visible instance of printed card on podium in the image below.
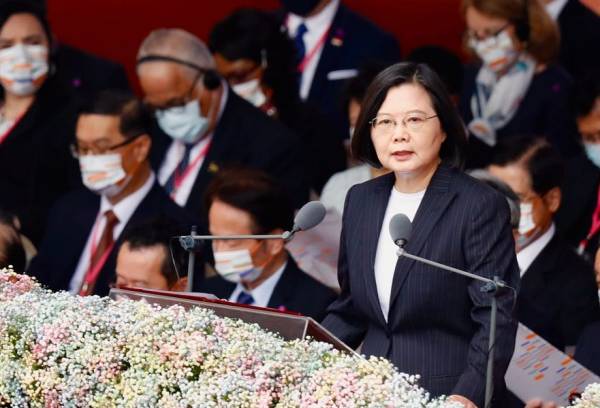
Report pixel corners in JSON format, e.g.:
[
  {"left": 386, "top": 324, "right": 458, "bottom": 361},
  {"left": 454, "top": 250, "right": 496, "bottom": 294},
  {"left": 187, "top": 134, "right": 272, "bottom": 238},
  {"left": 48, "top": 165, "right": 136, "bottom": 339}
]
[
  {"left": 109, "top": 286, "right": 355, "bottom": 355},
  {"left": 505, "top": 323, "right": 600, "bottom": 405}
]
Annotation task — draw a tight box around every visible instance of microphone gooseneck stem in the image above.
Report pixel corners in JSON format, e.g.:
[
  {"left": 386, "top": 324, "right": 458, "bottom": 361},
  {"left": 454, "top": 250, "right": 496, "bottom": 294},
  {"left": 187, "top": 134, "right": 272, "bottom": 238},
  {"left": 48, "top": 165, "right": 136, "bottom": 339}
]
[
  {"left": 186, "top": 225, "right": 197, "bottom": 292},
  {"left": 183, "top": 233, "right": 289, "bottom": 241},
  {"left": 396, "top": 248, "right": 506, "bottom": 288},
  {"left": 396, "top": 246, "right": 504, "bottom": 408},
  {"left": 485, "top": 281, "right": 499, "bottom": 408}
]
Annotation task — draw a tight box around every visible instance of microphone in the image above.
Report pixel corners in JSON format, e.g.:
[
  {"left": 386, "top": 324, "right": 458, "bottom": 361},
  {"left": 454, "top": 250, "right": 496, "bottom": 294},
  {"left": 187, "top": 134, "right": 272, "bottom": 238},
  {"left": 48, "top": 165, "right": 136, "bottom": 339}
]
[
  {"left": 389, "top": 213, "right": 412, "bottom": 249},
  {"left": 388, "top": 213, "right": 514, "bottom": 408},
  {"left": 283, "top": 201, "right": 327, "bottom": 241}
]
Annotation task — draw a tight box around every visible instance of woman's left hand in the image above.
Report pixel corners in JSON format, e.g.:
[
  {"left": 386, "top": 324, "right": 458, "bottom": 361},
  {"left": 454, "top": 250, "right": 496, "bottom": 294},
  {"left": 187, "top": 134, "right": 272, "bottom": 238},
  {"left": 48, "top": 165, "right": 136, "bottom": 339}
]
[{"left": 448, "top": 394, "right": 478, "bottom": 408}]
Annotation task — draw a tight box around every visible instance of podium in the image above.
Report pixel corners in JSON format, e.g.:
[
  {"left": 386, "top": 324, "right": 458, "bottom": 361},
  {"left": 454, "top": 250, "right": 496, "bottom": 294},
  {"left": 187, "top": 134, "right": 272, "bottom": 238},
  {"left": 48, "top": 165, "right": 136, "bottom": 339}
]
[{"left": 109, "top": 287, "right": 355, "bottom": 355}]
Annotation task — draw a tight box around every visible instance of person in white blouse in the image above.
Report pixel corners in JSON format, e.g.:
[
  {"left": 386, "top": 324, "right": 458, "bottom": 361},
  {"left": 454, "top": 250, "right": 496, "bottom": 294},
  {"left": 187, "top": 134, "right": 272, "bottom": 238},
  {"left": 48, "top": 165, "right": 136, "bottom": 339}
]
[{"left": 322, "top": 62, "right": 519, "bottom": 408}]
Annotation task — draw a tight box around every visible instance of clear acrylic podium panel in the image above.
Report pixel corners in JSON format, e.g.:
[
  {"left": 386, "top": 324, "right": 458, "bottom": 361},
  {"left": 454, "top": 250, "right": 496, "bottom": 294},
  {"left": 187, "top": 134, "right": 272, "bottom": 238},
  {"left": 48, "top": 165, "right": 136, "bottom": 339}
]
[{"left": 109, "top": 287, "right": 355, "bottom": 355}]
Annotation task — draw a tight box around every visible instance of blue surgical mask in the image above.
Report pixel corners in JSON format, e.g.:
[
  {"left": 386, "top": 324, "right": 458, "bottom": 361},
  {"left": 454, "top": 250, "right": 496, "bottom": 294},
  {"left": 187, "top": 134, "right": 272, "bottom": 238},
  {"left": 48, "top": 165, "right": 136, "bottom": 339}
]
[
  {"left": 584, "top": 142, "right": 600, "bottom": 169},
  {"left": 156, "top": 99, "right": 209, "bottom": 144}
]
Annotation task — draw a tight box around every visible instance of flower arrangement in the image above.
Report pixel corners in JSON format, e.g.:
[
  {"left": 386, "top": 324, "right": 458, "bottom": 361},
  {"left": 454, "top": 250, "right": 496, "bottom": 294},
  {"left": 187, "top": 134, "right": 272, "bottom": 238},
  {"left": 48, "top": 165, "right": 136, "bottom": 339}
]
[
  {"left": 570, "top": 383, "right": 600, "bottom": 408},
  {"left": 0, "top": 269, "right": 461, "bottom": 407}
]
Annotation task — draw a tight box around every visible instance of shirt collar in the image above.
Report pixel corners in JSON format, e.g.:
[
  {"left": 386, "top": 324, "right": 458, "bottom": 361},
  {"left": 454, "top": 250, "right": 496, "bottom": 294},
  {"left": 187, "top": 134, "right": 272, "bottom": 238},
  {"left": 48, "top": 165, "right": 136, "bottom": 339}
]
[
  {"left": 100, "top": 171, "right": 155, "bottom": 224},
  {"left": 516, "top": 223, "right": 556, "bottom": 276},
  {"left": 286, "top": 0, "right": 340, "bottom": 37},
  {"left": 231, "top": 261, "right": 287, "bottom": 308},
  {"left": 544, "top": 0, "right": 569, "bottom": 20}
]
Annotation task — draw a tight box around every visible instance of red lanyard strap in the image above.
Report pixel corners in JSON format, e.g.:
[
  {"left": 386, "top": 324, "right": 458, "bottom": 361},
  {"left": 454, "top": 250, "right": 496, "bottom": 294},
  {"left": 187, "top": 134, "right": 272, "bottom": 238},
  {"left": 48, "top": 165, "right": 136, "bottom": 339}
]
[
  {"left": 172, "top": 140, "right": 212, "bottom": 194},
  {"left": 296, "top": 25, "right": 331, "bottom": 73},
  {"left": 579, "top": 184, "right": 600, "bottom": 253}
]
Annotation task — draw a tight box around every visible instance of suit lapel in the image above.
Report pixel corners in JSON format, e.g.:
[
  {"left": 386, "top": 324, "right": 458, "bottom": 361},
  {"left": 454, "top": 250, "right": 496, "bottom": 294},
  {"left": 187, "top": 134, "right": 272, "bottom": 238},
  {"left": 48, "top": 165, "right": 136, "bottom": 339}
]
[
  {"left": 185, "top": 91, "right": 236, "bottom": 213},
  {"left": 388, "top": 165, "right": 457, "bottom": 314},
  {"left": 520, "top": 235, "right": 558, "bottom": 299},
  {"left": 363, "top": 173, "right": 394, "bottom": 327},
  {"left": 267, "top": 260, "right": 296, "bottom": 310}
]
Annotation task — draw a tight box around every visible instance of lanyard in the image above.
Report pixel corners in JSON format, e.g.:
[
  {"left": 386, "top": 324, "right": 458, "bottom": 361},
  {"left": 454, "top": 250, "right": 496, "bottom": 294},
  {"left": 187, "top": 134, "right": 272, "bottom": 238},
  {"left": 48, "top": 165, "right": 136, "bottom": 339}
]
[
  {"left": 294, "top": 22, "right": 331, "bottom": 73},
  {"left": 0, "top": 113, "right": 24, "bottom": 146},
  {"left": 578, "top": 184, "right": 600, "bottom": 254},
  {"left": 171, "top": 140, "right": 212, "bottom": 197},
  {"left": 81, "top": 214, "right": 116, "bottom": 293}
]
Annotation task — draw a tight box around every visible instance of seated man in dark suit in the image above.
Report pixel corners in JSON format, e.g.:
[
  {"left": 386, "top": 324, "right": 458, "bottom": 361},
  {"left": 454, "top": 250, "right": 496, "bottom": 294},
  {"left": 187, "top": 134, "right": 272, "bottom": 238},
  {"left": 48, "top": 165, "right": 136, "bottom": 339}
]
[
  {"left": 28, "top": 90, "right": 195, "bottom": 296},
  {"left": 488, "top": 136, "right": 600, "bottom": 353},
  {"left": 114, "top": 218, "right": 187, "bottom": 291},
  {"left": 135, "top": 28, "right": 308, "bottom": 212},
  {"left": 198, "top": 168, "right": 336, "bottom": 321},
  {"left": 555, "top": 76, "right": 600, "bottom": 262}
]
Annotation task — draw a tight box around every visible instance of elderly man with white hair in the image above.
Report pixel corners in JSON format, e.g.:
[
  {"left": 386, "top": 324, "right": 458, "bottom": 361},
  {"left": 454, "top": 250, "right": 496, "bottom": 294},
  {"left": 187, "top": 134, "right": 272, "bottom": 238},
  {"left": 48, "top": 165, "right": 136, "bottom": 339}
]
[{"left": 136, "top": 28, "right": 308, "bottom": 214}]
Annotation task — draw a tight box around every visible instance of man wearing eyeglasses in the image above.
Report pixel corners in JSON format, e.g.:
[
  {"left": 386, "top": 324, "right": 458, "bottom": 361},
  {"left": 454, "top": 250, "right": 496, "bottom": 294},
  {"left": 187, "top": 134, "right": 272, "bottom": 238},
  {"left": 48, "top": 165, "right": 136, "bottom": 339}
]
[
  {"left": 135, "top": 28, "right": 308, "bottom": 213},
  {"left": 28, "top": 90, "right": 195, "bottom": 297}
]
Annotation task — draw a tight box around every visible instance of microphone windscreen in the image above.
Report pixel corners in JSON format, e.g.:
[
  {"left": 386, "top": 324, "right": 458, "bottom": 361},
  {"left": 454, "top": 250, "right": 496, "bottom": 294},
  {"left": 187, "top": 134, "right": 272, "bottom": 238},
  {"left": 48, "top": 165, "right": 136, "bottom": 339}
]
[
  {"left": 294, "top": 201, "right": 326, "bottom": 231},
  {"left": 389, "top": 213, "right": 412, "bottom": 244}
]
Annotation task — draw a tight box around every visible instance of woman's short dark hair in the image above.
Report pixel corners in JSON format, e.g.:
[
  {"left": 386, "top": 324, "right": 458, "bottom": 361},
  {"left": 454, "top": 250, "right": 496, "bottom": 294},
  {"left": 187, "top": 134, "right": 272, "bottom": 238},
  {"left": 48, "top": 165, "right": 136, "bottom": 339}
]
[
  {"left": 352, "top": 62, "right": 467, "bottom": 168},
  {"left": 204, "top": 168, "right": 294, "bottom": 234},
  {"left": 490, "top": 135, "right": 564, "bottom": 196}
]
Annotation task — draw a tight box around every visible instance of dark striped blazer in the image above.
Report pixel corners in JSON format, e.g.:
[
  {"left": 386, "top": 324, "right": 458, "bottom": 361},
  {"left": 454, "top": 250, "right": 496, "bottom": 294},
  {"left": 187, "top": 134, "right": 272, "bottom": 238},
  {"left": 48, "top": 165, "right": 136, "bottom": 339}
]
[{"left": 322, "top": 164, "right": 519, "bottom": 407}]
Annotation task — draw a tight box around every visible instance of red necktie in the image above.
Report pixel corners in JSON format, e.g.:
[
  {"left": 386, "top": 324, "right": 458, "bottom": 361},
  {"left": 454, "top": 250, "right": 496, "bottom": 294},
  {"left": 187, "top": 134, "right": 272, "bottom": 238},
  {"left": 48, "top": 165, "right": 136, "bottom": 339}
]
[{"left": 79, "top": 210, "right": 119, "bottom": 296}]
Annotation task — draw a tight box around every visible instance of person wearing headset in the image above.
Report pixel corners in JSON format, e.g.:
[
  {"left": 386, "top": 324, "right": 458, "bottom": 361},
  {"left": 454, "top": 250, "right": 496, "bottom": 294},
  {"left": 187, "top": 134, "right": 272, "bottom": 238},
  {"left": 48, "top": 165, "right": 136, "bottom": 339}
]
[
  {"left": 459, "top": 0, "right": 580, "bottom": 169},
  {"left": 136, "top": 29, "right": 308, "bottom": 216}
]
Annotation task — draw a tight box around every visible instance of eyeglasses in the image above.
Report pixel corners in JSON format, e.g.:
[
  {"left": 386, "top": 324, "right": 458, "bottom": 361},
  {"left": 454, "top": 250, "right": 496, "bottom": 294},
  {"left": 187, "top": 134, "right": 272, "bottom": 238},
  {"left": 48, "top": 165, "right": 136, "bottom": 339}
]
[
  {"left": 465, "top": 23, "right": 510, "bottom": 46},
  {"left": 70, "top": 134, "right": 141, "bottom": 158},
  {"left": 369, "top": 112, "right": 438, "bottom": 136}
]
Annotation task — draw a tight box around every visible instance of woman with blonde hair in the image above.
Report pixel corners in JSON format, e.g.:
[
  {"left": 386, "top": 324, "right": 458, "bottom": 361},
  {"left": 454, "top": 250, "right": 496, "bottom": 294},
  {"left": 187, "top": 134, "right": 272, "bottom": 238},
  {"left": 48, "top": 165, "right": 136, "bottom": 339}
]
[{"left": 459, "top": 0, "right": 580, "bottom": 168}]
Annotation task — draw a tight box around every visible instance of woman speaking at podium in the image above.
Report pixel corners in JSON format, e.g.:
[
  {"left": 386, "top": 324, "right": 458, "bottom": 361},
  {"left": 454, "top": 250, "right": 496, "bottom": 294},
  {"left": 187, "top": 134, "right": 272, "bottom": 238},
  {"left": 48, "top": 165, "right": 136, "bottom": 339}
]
[{"left": 322, "top": 62, "right": 519, "bottom": 408}]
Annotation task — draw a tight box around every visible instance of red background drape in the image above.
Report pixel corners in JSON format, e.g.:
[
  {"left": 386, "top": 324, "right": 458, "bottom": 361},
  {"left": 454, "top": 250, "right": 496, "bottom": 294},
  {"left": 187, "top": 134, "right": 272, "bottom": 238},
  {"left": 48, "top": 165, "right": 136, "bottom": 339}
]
[{"left": 46, "top": 0, "right": 465, "bottom": 91}]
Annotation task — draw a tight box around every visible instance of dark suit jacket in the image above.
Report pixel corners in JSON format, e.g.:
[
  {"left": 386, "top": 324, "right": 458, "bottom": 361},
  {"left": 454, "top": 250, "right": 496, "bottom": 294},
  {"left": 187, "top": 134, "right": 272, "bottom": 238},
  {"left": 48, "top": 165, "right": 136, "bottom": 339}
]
[
  {"left": 557, "top": 0, "right": 600, "bottom": 80},
  {"left": 279, "top": 4, "right": 401, "bottom": 139},
  {"left": 322, "top": 165, "right": 519, "bottom": 407},
  {"left": 517, "top": 234, "right": 600, "bottom": 351},
  {"left": 198, "top": 255, "right": 337, "bottom": 322},
  {"left": 460, "top": 64, "right": 580, "bottom": 168},
  {"left": 0, "top": 76, "right": 79, "bottom": 244},
  {"left": 54, "top": 43, "right": 131, "bottom": 100},
  {"left": 575, "top": 321, "right": 600, "bottom": 376},
  {"left": 150, "top": 89, "right": 308, "bottom": 212},
  {"left": 555, "top": 154, "right": 600, "bottom": 258},
  {"left": 28, "top": 181, "right": 195, "bottom": 296}
]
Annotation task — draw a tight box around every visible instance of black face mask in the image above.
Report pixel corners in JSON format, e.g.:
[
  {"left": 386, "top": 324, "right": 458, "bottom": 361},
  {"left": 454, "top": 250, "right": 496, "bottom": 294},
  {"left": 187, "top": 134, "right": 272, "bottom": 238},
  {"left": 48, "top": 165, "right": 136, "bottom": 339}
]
[{"left": 281, "top": 0, "right": 321, "bottom": 16}]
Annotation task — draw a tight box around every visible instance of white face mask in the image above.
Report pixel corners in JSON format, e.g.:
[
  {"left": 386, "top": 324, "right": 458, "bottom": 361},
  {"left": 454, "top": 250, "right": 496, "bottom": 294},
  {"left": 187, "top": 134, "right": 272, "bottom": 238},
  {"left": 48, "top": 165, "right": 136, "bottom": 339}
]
[
  {"left": 0, "top": 44, "right": 49, "bottom": 96},
  {"left": 156, "top": 99, "right": 209, "bottom": 144},
  {"left": 79, "top": 153, "right": 128, "bottom": 197},
  {"left": 470, "top": 30, "right": 518, "bottom": 73},
  {"left": 517, "top": 202, "right": 535, "bottom": 235},
  {"left": 232, "top": 78, "right": 267, "bottom": 108},
  {"left": 584, "top": 142, "right": 600, "bottom": 169},
  {"left": 213, "top": 248, "right": 263, "bottom": 283}
]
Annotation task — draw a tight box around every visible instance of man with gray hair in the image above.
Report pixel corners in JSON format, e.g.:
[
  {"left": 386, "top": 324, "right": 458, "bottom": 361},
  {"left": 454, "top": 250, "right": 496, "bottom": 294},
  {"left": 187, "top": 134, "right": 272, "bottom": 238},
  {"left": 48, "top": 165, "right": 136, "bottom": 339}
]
[{"left": 136, "top": 28, "right": 308, "bottom": 214}]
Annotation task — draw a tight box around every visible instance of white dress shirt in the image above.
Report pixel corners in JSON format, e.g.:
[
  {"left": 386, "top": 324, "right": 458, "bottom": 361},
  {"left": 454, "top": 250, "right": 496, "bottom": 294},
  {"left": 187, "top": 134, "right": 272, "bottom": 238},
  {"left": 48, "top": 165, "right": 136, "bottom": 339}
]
[
  {"left": 374, "top": 187, "right": 425, "bottom": 320},
  {"left": 69, "top": 172, "right": 156, "bottom": 293},
  {"left": 229, "top": 261, "right": 287, "bottom": 308},
  {"left": 158, "top": 84, "right": 228, "bottom": 207},
  {"left": 544, "top": 0, "right": 569, "bottom": 20},
  {"left": 516, "top": 223, "right": 556, "bottom": 277},
  {"left": 286, "top": 0, "right": 340, "bottom": 100},
  {"left": 320, "top": 164, "right": 371, "bottom": 215}
]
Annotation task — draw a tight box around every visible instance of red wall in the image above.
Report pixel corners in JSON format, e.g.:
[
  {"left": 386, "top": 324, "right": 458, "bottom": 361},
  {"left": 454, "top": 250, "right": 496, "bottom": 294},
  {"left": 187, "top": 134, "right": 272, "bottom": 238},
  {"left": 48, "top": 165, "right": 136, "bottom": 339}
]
[{"left": 46, "top": 0, "right": 465, "bottom": 91}]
